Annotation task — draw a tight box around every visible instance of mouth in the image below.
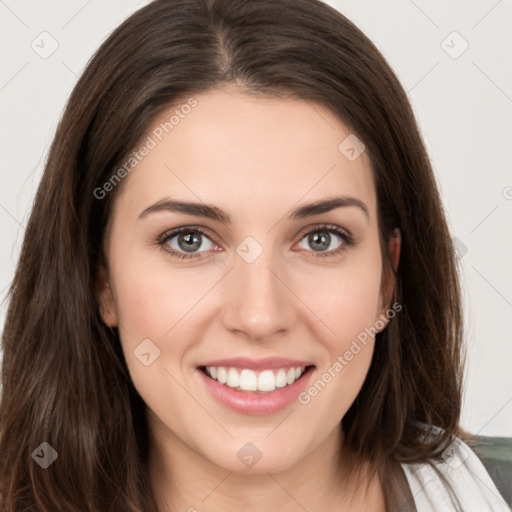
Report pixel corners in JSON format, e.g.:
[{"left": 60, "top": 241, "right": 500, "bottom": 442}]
[
  {"left": 196, "top": 363, "right": 316, "bottom": 415},
  {"left": 198, "top": 364, "right": 315, "bottom": 393}
]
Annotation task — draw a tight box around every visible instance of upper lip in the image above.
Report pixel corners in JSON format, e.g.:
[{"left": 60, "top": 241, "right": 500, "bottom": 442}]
[{"left": 198, "top": 357, "right": 315, "bottom": 371}]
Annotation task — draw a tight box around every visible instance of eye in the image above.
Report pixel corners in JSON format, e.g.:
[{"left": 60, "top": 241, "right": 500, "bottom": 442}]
[
  {"left": 157, "top": 226, "right": 219, "bottom": 260},
  {"left": 156, "top": 223, "right": 355, "bottom": 261},
  {"left": 296, "top": 224, "right": 355, "bottom": 259}
]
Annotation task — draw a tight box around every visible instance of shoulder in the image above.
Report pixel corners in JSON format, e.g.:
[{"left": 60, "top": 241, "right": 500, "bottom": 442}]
[
  {"left": 400, "top": 425, "right": 512, "bottom": 511},
  {"left": 464, "top": 433, "right": 512, "bottom": 509}
]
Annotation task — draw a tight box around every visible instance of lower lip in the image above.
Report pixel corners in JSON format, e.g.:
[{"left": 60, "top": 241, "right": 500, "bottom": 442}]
[{"left": 197, "top": 366, "right": 315, "bottom": 415}]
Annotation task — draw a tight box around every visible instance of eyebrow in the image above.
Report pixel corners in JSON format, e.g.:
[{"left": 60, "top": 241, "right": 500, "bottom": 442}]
[{"left": 138, "top": 195, "right": 369, "bottom": 223}]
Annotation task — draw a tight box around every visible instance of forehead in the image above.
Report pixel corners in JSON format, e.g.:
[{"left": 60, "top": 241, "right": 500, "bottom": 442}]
[{"left": 115, "top": 87, "right": 377, "bottom": 225}]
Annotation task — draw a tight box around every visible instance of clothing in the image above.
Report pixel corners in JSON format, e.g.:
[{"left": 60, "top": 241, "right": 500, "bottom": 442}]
[
  {"left": 400, "top": 433, "right": 511, "bottom": 511},
  {"left": 469, "top": 435, "right": 512, "bottom": 509}
]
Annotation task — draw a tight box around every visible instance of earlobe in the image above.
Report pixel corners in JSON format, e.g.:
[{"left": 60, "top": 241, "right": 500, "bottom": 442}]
[{"left": 95, "top": 266, "right": 118, "bottom": 327}]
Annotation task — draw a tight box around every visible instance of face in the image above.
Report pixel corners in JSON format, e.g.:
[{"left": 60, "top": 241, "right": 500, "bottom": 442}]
[{"left": 98, "top": 86, "right": 400, "bottom": 475}]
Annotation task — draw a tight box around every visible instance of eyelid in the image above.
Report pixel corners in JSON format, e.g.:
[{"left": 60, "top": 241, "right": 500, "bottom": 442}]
[{"left": 296, "top": 222, "right": 353, "bottom": 241}]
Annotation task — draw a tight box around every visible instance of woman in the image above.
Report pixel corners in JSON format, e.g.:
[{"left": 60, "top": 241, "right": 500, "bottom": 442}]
[{"left": 0, "top": 0, "right": 510, "bottom": 510}]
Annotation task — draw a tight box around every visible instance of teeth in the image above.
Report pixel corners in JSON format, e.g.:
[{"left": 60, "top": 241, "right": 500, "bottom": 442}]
[
  {"left": 258, "top": 370, "right": 275, "bottom": 392},
  {"left": 217, "top": 367, "right": 227, "bottom": 384},
  {"left": 240, "top": 369, "right": 257, "bottom": 391},
  {"left": 275, "top": 369, "right": 287, "bottom": 388},
  {"left": 227, "top": 368, "right": 240, "bottom": 388},
  {"left": 205, "top": 366, "right": 307, "bottom": 392}
]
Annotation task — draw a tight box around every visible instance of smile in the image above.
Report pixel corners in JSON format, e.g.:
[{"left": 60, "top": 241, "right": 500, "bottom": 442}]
[
  {"left": 196, "top": 360, "right": 316, "bottom": 415},
  {"left": 201, "top": 365, "right": 308, "bottom": 393}
]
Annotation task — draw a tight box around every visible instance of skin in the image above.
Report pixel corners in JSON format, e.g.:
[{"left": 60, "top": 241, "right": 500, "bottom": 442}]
[{"left": 97, "top": 85, "right": 401, "bottom": 512}]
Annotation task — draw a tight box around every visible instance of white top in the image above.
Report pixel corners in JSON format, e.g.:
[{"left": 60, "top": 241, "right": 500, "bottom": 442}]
[{"left": 401, "top": 436, "right": 510, "bottom": 511}]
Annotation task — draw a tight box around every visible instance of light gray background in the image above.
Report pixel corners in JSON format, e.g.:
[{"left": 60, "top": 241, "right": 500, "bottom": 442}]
[{"left": 1, "top": 0, "right": 511, "bottom": 436}]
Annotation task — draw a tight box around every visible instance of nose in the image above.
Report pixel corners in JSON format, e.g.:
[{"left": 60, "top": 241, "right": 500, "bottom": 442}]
[{"left": 220, "top": 243, "right": 296, "bottom": 342}]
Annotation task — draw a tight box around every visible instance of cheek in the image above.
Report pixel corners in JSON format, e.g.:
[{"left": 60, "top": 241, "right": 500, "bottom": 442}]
[
  {"left": 328, "top": 269, "right": 381, "bottom": 342},
  {"left": 299, "top": 251, "right": 383, "bottom": 345},
  {"left": 110, "top": 241, "right": 205, "bottom": 339},
  {"left": 109, "top": 243, "right": 223, "bottom": 388},
  {"left": 296, "top": 270, "right": 381, "bottom": 422},
  {"left": 294, "top": 247, "right": 383, "bottom": 402},
  {"left": 110, "top": 255, "right": 202, "bottom": 421}
]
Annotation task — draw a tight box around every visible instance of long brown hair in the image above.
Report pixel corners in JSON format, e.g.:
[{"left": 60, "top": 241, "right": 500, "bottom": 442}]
[{"left": 0, "top": 0, "right": 465, "bottom": 510}]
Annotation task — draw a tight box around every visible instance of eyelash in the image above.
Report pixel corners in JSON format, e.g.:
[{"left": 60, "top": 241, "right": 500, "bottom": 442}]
[{"left": 156, "top": 223, "right": 355, "bottom": 261}]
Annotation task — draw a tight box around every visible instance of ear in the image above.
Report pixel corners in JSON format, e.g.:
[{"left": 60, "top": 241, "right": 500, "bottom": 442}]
[
  {"left": 389, "top": 227, "right": 401, "bottom": 272},
  {"left": 95, "top": 264, "right": 118, "bottom": 327},
  {"left": 376, "top": 228, "right": 401, "bottom": 324}
]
